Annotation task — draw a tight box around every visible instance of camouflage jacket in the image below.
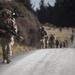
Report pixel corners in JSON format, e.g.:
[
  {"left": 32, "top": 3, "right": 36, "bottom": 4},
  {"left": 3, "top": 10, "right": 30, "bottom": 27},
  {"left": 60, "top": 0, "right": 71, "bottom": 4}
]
[{"left": 0, "top": 18, "right": 17, "bottom": 38}]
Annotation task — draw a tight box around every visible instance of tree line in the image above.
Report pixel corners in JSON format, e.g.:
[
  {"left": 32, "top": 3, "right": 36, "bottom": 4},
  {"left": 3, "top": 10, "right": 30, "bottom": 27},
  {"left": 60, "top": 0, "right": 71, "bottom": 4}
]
[
  {"left": 16, "top": 0, "right": 75, "bottom": 27},
  {"left": 35, "top": 0, "right": 75, "bottom": 27}
]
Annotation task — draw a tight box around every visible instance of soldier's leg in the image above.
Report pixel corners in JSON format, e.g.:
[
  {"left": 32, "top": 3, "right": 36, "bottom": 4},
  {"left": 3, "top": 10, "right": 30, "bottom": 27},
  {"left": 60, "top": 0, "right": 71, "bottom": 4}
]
[
  {"left": 2, "top": 47, "right": 6, "bottom": 60},
  {"left": 49, "top": 42, "right": 51, "bottom": 48},
  {"left": 2, "top": 46, "right": 7, "bottom": 63},
  {"left": 41, "top": 39, "right": 44, "bottom": 49},
  {"left": 41, "top": 41, "right": 43, "bottom": 49},
  {"left": 45, "top": 42, "right": 47, "bottom": 48},
  {"left": 51, "top": 42, "right": 53, "bottom": 48},
  {"left": 56, "top": 44, "right": 59, "bottom": 48},
  {"left": 6, "top": 43, "right": 12, "bottom": 63},
  {"left": 52, "top": 42, "right": 54, "bottom": 48},
  {"left": 1, "top": 38, "right": 7, "bottom": 63}
]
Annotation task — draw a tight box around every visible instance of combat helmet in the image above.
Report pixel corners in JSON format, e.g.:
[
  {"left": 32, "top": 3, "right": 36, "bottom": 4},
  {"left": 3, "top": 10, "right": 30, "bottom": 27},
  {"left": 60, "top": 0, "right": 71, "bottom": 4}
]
[{"left": 1, "top": 9, "right": 12, "bottom": 18}]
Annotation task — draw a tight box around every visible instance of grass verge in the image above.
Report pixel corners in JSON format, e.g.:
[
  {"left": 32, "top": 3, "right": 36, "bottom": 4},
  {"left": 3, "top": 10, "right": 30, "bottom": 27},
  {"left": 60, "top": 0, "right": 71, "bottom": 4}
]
[{"left": 0, "top": 45, "right": 37, "bottom": 58}]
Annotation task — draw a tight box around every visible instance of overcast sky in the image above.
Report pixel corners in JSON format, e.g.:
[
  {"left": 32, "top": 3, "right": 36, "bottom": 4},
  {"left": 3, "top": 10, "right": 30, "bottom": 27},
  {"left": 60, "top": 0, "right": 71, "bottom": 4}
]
[{"left": 31, "top": 0, "right": 56, "bottom": 10}]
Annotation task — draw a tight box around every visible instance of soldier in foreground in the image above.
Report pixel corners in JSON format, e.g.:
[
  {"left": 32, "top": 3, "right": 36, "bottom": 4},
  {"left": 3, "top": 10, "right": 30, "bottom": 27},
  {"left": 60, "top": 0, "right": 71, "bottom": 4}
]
[{"left": 0, "top": 9, "right": 17, "bottom": 64}]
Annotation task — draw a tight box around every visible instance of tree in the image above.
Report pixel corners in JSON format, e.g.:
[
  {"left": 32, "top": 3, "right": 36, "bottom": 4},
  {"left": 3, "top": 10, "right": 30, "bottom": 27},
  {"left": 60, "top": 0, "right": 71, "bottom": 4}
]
[
  {"left": 24, "top": 0, "right": 32, "bottom": 10},
  {"left": 35, "top": 0, "right": 75, "bottom": 27},
  {"left": 54, "top": 0, "right": 75, "bottom": 27},
  {"left": 36, "top": 0, "right": 47, "bottom": 23}
]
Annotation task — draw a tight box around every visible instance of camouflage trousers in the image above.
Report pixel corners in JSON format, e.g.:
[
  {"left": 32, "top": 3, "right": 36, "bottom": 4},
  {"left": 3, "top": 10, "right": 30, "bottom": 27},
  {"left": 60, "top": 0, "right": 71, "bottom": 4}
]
[{"left": 1, "top": 37, "right": 14, "bottom": 61}]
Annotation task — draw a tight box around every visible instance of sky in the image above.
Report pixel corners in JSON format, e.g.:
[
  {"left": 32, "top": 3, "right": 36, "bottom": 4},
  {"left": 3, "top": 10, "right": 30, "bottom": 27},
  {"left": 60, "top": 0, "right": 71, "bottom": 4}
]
[{"left": 31, "top": 0, "right": 56, "bottom": 10}]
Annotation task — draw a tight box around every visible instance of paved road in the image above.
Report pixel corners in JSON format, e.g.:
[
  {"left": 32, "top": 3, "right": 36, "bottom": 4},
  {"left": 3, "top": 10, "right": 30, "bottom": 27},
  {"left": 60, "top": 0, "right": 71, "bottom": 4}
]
[{"left": 0, "top": 49, "right": 75, "bottom": 75}]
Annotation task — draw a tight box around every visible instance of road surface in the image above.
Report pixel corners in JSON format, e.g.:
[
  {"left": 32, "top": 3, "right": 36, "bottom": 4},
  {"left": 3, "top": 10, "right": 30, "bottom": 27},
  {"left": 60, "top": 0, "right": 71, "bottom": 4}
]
[{"left": 0, "top": 48, "right": 75, "bottom": 75}]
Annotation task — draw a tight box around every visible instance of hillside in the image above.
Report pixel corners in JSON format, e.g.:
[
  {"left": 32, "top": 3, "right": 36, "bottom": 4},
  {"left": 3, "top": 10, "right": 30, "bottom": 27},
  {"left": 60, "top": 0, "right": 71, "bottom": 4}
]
[{"left": 0, "top": 1, "right": 40, "bottom": 47}]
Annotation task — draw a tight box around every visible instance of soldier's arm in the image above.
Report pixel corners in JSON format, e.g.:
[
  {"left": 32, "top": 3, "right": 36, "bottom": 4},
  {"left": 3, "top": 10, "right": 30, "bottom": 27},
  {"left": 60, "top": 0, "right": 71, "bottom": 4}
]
[{"left": 12, "top": 18, "right": 18, "bottom": 34}]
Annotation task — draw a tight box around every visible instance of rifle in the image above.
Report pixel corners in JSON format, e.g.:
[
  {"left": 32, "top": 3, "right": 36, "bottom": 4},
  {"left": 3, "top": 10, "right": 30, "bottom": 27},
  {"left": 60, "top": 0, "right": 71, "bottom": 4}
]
[
  {"left": 0, "top": 26, "right": 17, "bottom": 36},
  {"left": 5, "top": 26, "right": 17, "bottom": 36},
  {"left": 12, "top": 12, "right": 24, "bottom": 18}
]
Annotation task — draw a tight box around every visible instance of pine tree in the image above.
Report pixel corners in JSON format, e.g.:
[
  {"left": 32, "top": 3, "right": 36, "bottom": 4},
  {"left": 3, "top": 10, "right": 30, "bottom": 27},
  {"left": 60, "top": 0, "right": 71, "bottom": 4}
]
[
  {"left": 35, "top": 0, "right": 75, "bottom": 27},
  {"left": 54, "top": 0, "right": 75, "bottom": 27},
  {"left": 36, "top": 0, "right": 46, "bottom": 23},
  {"left": 23, "top": 0, "right": 32, "bottom": 10}
]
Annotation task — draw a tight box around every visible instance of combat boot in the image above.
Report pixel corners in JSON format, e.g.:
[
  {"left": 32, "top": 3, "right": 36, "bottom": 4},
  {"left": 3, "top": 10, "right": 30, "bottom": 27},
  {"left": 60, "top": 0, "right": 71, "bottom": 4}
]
[
  {"left": 7, "top": 58, "right": 11, "bottom": 64},
  {"left": 2, "top": 60, "right": 7, "bottom": 64}
]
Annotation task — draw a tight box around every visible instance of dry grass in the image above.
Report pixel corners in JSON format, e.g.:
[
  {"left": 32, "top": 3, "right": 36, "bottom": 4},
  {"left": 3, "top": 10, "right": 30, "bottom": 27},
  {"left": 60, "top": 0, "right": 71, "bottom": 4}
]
[
  {"left": 52, "top": 32, "right": 70, "bottom": 41},
  {"left": 12, "top": 45, "right": 29, "bottom": 54},
  {"left": 0, "top": 44, "right": 37, "bottom": 57},
  {"left": 47, "top": 30, "right": 71, "bottom": 41},
  {"left": 44, "top": 26, "right": 71, "bottom": 42},
  {"left": 12, "top": 45, "right": 37, "bottom": 55}
]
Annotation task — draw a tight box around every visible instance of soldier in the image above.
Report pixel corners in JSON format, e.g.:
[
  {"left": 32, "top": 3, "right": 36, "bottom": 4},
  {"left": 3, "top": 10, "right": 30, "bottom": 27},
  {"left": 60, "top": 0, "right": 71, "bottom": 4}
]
[
  {"left": 59, "top": 28, "right": 62, "bottom": 32},
  {"left": 65, "top": 40, "right": 68, "bottom": 47},
  {"left": 44, "top": 35, "right": 48, "bottom": 48},
  {"left": 0, "top": 9, "right": 17, "bottom": 64},
  {"left": 59, "top": 40, "right": 63, "bottom": 48},
  {"left": 38, "top": 26, "right": 47, "bottom": 48},
  {"left": 55, "top": 39, "right": 59, "bottom": 48},
  {"left": 72, "top": 29, "right": 74, "bottom": 34},
  {"left": 49, "top": 34, "right": 55, "bottom": 48},
  {"left": 63, "top": 41, "right": 66, "bottom": 48},
  {"left": 38, "top": 27, "right": 47, "bottom": 39},
  {"left": 71, "top": 34, "right": 74, "bottom": 43},
  {"left": 49, "top": 41, "right": 52, "bottom": 48}
]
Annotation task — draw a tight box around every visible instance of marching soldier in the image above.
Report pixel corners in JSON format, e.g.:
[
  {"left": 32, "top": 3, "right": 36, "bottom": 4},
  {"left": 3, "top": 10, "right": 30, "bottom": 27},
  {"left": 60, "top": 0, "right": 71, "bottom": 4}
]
[
  {"left": 0, "top": 9, "right": 17, "bottom": 64},
  {"left": 65, "top": 40, "right": 68, "bottom": 47},
  {"left": 38, "top": 26, "right": 47, "bottom": 48},
  {"left": 72, "top": 29, "right": 74, "bottom": 34},
  {"left": 59, "top": 40, "right": 63, "bottom": 48},
  {"left": 55, "top": 39, "right": 59, "bottom": 48},
  {"left": 49, "top": 34, "right": 55, "bottom": 48},
  {"left": 71, "top": 34, "right": 74, "bottom": 43},
  {"left": 44, "top": 35, "right": 48, "bottom": 48},
  {"left": 63, "top": 41, "right": 66, "bottom": 48}
]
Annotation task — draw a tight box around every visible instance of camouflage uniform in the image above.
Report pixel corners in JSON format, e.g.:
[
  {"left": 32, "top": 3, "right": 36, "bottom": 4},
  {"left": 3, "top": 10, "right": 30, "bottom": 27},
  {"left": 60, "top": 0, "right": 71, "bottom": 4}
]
[
  {"left": 49, "top": 34, "right": 55, "bottom": 48},
  {"left": 55, "top": 39, "right": 59, "bottom": 48},
  {"left": 59, "top": 41, "right": 63, "bottom": 48},
  {"left": 0, "top": 9, "right": 17, "bottom": 63},
  {"left": 71, "top": 34, "right": 74, "bottom": 43},
  {"left": 44, "top": 36, "right": 48, "bottom": 48},
  {"left": 38, "top": 27, "right": 47, "bottom": 48}
]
